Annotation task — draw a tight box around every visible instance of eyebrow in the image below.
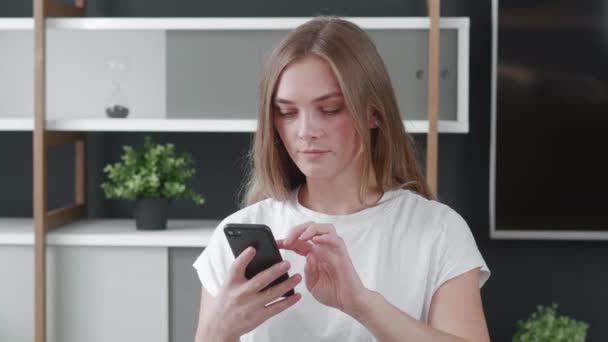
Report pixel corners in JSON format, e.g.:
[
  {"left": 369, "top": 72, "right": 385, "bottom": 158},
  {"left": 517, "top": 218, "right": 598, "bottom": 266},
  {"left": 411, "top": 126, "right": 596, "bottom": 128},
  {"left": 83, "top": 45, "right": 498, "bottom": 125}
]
[{"left": 274, "top": 92, "right": 343, "bottom": 105}]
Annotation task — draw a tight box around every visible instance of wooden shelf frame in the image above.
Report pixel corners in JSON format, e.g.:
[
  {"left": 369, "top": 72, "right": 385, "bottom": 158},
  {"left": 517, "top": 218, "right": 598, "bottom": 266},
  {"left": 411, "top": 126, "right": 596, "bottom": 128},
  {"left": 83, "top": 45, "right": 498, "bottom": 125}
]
[
  {"left": 427, "top": 0, "right": 440, "bottom": 197},
  {"left": 33, "top": 1, "right": 87, "bottom": 342},
  {"left": 28, "top": 4, "right": 442, "bottom": 342}
]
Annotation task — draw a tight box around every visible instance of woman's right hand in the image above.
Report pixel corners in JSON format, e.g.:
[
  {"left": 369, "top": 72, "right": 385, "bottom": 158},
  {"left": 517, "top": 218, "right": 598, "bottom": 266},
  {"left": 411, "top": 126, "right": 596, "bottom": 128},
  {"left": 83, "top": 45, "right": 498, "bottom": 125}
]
[{"left": 202, "top": 246, "right": 302, "bottom": 341}]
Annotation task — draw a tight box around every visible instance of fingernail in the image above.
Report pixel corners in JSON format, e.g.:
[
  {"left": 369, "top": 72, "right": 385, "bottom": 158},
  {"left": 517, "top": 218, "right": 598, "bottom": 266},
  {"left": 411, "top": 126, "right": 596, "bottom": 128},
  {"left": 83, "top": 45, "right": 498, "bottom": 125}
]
[{"left": 281, "top": 261, "right": 290, "bottom": 269}]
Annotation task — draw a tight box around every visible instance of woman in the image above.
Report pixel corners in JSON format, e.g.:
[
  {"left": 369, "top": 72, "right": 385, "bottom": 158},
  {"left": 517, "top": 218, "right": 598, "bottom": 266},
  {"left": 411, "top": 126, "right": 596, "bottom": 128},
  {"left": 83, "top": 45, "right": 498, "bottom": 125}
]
[{"left": 193, "top": 17, "right": 491, "bottom": 342}]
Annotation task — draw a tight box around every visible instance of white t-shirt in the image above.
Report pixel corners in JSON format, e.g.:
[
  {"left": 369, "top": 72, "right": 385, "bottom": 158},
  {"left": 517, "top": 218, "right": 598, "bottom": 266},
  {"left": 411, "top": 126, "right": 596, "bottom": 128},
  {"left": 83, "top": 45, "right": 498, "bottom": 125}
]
[{"left": 193, "top": 186, "right": 490, "bottom": 342}]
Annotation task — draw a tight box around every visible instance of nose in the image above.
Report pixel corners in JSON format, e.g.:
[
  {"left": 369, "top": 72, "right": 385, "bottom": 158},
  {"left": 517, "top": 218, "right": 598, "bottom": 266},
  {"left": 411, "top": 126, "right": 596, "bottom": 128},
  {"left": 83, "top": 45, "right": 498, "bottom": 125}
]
[{"left": 297, "top": 112, "right": 323, "bottom": 141}]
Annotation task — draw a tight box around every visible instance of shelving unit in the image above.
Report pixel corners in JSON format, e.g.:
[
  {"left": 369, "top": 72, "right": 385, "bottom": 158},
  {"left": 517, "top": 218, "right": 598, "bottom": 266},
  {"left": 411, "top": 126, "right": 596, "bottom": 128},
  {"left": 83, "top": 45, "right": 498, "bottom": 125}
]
[
  {"left": 0, "top": 16, "right": 469, "bottom": 134},
  {"left": 0, "top": 1, "right": 451, "bottom": 341}
]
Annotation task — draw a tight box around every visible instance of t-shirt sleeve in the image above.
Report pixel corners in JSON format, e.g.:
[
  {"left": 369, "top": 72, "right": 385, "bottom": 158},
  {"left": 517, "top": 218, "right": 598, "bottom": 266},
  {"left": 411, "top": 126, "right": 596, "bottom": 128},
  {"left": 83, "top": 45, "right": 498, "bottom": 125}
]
[
  {"left": 432, "top": 209, "right": 491, "bottom": 293},
  {"left": 192, "top": 220, "right": 235, "bottom": 297}
]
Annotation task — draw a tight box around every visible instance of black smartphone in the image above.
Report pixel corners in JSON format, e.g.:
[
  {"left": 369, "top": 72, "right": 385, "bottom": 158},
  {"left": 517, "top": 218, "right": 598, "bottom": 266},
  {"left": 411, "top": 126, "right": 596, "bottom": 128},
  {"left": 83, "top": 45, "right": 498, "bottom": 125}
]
[{"left": 224, "top": 223, "right": 295, "bottom": 297}]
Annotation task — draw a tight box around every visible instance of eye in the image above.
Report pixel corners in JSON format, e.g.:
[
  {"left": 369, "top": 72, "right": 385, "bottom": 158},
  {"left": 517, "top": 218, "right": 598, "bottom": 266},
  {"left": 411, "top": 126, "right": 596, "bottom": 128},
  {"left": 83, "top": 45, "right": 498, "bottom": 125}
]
[
  {"left": 275, "top": 107, "right": 296, "bottom": 117},
  {"left": 321, "top": 107, "right": 342, "bottom": 115}
]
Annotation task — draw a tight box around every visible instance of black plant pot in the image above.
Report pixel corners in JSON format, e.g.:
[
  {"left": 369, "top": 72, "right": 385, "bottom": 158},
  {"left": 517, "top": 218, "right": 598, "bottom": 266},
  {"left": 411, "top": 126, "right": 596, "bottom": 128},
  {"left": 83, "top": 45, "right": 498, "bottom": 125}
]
[{"left": 134, "top": 197, "right": 170, "bottom": 230}]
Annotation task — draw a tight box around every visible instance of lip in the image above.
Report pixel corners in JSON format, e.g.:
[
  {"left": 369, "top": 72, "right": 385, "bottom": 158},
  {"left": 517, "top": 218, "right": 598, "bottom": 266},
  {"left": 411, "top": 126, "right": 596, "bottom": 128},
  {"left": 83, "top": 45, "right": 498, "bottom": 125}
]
[{"left": 300, "top": 150, "right": 329, "bottom": 153}]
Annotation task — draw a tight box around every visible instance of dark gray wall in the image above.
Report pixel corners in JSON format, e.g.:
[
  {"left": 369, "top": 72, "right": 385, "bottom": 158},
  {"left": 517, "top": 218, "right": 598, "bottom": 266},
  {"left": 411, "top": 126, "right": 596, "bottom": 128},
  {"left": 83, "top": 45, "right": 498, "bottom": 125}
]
[{"left": 1, "top": 1, "right": 607, "bottom": 341}]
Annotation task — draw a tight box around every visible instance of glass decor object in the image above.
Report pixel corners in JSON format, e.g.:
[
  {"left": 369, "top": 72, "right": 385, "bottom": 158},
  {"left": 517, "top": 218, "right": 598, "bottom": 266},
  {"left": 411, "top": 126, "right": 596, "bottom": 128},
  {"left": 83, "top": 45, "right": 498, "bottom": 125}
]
[{"left": 105, "top": 56, "right": 130, "bottom": 118}]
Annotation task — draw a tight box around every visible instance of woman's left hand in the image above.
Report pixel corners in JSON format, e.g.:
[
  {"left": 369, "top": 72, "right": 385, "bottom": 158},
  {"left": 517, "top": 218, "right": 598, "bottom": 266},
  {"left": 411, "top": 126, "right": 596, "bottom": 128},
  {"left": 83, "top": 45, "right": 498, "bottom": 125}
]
[{"left": 278, "top": 222, "right": 367, "bottom": 316}]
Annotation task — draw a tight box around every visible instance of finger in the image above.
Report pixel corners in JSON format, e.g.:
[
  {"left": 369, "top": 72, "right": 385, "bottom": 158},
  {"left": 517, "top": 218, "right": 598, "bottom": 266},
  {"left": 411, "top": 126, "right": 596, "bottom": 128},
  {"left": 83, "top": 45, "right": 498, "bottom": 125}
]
[
  {"left": 247, "top": 260, "right": 291, "bottom": 293},
  {"left": 260, "top": 292, "right": 302, "bottom": 322},
  {"left": 257, "top": 273, "right": 302, "bottom": 306},
  {"left": 310, "top": 238, "right": 346, "bottom": 270},
  {"left": 312, "top": 234, "right": 343, "bottom": 249},
  {"left": 280, "top": 239, "right": 313, "bottom": 256},
  {"left": 298, "top": 224, "right": 336, "bottom": 242},
  {"left": 226, "top": 246, "right": 256, "bottom": 285},
  {"left": 304, "top": 253, "right": 319, "bottom": 289},
  {"left": 284, "top": 221, "right": 315, "bottom": 246}
]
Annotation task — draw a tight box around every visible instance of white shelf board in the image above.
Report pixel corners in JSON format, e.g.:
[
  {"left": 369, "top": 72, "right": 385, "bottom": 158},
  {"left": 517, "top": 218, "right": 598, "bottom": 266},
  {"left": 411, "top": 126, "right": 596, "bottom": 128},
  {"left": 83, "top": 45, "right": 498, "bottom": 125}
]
[
  {"left": 46, "top": 118, "right": 259, "bottom": 132},
  {"left": 0, "top": 218, "right": 218, "bottom": 247},
  {"left": 0, "top": 118, "right": 466, "bottom": 133},
  {"left": 405, "top": 120, "right": 468, "bottom": 134},
  {"left": 0, "top": 17, "right": 469, "bottom": 31},
  {"left": 0, "top": 218, "right": 34, "bottom": 245},
  {"left": 0, "top": 118, "right": 34, "bottom": 131}
]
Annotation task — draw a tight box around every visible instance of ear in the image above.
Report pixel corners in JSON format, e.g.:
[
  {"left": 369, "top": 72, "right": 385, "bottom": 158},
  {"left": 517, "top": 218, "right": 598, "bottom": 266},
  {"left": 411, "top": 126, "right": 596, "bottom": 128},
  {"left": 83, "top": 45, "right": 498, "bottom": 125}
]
[{"left": 368, "top": 112, "right": 380, "bottom": 129}]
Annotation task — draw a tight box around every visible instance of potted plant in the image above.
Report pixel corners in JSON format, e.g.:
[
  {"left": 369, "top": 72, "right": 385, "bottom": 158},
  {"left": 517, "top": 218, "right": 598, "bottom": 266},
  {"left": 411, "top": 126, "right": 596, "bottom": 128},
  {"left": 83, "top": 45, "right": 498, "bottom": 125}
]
[
  {"left": 101, "top": 136, "right": 204, "bottom": 230},
  {"left": 513, "top": 303, "right": 589, "bottom": 342}
]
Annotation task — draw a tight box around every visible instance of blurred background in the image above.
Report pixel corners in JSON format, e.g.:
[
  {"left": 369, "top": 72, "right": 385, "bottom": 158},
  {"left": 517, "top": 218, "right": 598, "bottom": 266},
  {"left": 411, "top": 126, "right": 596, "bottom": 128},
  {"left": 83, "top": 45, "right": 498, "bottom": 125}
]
[{"left": 0, "top": 0, "right": 606, "bottom": 341}]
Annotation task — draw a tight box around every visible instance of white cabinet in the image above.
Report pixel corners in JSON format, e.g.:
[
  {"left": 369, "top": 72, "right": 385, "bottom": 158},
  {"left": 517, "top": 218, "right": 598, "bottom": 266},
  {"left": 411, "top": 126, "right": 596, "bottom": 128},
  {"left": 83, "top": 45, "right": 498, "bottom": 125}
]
[{"left": 0, "top": 219, "right": 215, "bottom": 342}]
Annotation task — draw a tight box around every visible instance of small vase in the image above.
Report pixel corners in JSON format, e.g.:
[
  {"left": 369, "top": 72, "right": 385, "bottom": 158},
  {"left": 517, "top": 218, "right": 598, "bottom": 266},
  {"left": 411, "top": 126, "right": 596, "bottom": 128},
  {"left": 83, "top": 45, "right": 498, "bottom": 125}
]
[
  {"left": 134, "top": 197, "right": 169, "bottom": 230},
  {"left": 105, "top": 56, "right": 130, "bottom": 118}
]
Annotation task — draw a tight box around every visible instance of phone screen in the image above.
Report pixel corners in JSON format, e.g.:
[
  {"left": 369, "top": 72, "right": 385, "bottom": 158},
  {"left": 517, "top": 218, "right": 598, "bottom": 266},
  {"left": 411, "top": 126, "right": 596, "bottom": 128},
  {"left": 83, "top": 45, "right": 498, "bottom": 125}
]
[{"left": 224, "top": 223, "right": 294, "bottom": 297}]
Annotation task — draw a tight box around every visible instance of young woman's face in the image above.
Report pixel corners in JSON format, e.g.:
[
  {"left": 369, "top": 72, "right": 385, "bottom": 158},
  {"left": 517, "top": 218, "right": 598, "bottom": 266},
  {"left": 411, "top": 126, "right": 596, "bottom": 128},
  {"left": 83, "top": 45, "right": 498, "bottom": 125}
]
[{"left": 273, "top": 55, "right": 363, "bottom": 181}]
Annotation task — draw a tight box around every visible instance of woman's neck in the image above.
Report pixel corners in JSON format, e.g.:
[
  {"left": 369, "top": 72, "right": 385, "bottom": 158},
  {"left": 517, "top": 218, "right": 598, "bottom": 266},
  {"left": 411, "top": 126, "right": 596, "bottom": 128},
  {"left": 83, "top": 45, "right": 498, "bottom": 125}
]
[{"left": 298, "top": 176, "right": 383, "bottom": 216}]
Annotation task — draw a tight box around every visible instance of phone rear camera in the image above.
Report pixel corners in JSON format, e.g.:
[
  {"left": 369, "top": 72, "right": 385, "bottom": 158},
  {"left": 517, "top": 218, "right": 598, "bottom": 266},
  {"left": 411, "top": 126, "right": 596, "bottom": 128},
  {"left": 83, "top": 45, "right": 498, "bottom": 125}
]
[{"left": 226, "top": 229, "right": 242, "bottom": 237}]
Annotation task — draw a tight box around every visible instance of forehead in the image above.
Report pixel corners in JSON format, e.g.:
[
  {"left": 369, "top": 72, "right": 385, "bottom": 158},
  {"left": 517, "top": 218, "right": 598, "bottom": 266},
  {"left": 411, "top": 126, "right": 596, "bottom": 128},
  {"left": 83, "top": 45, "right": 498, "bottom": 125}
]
[{"left": 275, "top": 55, "right": 342, "bottom": 101}]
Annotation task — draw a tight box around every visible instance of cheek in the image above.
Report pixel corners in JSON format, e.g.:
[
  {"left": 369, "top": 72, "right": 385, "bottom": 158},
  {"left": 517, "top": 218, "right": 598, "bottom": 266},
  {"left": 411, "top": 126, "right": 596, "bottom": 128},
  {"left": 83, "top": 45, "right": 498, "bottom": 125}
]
[{"left": 333, "top": 116, "right": 361, "bottom": 150}]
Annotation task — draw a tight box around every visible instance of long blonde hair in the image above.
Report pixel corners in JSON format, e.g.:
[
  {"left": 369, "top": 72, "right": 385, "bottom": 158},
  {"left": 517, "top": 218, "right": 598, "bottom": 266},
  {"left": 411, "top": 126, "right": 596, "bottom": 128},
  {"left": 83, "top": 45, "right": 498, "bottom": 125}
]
[{"left": 241, "top": 16, "right": 433, "bottom": 207}]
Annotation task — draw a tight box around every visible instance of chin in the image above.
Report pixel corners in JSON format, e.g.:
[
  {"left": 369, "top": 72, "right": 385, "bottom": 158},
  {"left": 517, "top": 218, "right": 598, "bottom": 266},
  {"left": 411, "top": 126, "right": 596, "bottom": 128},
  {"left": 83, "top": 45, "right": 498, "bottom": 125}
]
[{"left": 296, "top": 164, "right": 338, "bottom": 180}]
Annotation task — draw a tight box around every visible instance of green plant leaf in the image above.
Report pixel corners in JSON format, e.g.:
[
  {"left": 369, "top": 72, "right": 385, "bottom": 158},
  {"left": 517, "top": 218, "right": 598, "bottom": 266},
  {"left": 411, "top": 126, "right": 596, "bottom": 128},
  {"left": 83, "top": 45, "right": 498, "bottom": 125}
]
[
  {"left": 512, "top": 303, "right": 589, "bottom": 342},
  {"left": 100, "top": 136, "right": 205, "bottom": 205}
]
